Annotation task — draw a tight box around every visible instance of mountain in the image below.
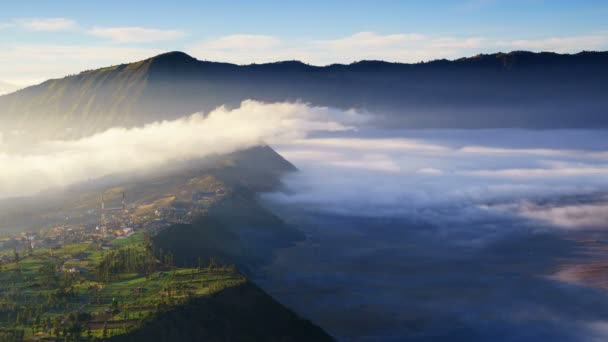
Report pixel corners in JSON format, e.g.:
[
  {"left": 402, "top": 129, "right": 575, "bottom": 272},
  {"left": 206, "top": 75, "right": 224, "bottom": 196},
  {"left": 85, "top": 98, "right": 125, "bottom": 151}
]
[
  {"left": 0, "top": 80, "right": 18, "bottom": 96},
  {"left": 0, "top": 145, "right": 296, "bottom": 232},
  {"left": 1, "top": 50, "right": 607, "bottom": 140},
  {"left": 0, "top": 143, "right": 331, "bottom": 340}
]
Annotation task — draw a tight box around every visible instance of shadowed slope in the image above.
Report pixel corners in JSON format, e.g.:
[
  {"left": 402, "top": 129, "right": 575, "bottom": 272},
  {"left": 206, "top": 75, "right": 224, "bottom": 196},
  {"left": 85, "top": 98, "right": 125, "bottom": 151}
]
[{"left": 1, "top": 50, "right": 607, "bottom": 140}]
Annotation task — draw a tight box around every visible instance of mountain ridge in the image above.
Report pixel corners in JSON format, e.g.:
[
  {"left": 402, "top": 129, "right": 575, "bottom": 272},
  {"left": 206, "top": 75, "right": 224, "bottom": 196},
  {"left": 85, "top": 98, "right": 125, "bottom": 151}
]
[
  {"left": 1, "top": 50, "right": 607, "bottom": 139},
  {"left": 77, "top": 50, "right": 608, "bottom": 75},
  {"left": 7, "top": 49, "right": 608, "bottom": 93}
]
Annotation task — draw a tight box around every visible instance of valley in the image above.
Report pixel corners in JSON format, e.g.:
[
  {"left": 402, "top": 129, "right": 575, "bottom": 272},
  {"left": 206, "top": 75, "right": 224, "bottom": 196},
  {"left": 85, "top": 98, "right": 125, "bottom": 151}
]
[{"left": 0, "top": 146, "right": 331, "bottom": 341}]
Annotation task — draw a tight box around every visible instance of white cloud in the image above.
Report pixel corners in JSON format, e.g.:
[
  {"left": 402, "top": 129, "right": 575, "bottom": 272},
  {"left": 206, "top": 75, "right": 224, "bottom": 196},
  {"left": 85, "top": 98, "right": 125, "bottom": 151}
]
[
  {"left": 282, "top": 137, "right": 449, "bottom": 152},
  {"left": 509, "top": 201, "right": 608, "bottom": 229},
  {"left": 330, "top": 153, "right": 401, "bottom": 172},
  {"left": 267, "top": 130, "right": 608, "bottom": 226},
  {"left": 190, "top": 31, "right": 486, "bottom": 65},
  {"left": 88, "top": 27, "right": 185, "bottom": 43},
  {"left": 203, "top": 34, "right": 281, "bottom": 50},
  {"left": 0, "top": 100, "right": 364, "bottom": 198},
  {"left": 417, "top": 167, "right": 444, "bottom": 175},
  {"left": 497, "top": 34, "right": 608, "bottom": 53},
  {"left": 459, "top": 146, "right": 608, "bottom": 162},
  {"left": 278, "top": 149, "right": 344, "bottom": 161},
  {"left": 0, "top": 80, "right": 20, "bottom": 95},
  {"left": 14, "top": 18, "right": 77, "bottom": 31},
  {"left": 314, "top": 32, "right": 485, "bottom": 60},
  {"left": 190, "top": 31, "right": 608, "bottom": 66},
  {"left": 314, "top": 32, "right": 427, "bottom": 50},
  {"left": 466, "top": 164, "right": 608, "bottom": 178},
  {"left": 461, "top": 146, "right": 575, "bottom": 157},
  {"left": 0, "top": 44, "right": 164, "bottom": 86}
]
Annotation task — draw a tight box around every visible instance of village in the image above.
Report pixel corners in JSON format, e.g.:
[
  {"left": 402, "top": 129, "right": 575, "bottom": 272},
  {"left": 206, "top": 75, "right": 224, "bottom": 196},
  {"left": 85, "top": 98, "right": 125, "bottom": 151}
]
[
  {"left": 0, "top": 187, "right": 227, "bottom": 266},
  {"left": 0, "top": 185, "right": 244, "bottom": 341}
]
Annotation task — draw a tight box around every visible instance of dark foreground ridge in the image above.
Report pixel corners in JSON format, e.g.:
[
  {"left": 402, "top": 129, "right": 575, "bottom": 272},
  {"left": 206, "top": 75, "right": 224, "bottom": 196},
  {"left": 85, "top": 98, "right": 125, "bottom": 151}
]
[
  {"left": 110, "top": 281, "right": 334, "bottom": 342},
  {"left": 1, "top": 50, "right": 607, "bottom": 139}
]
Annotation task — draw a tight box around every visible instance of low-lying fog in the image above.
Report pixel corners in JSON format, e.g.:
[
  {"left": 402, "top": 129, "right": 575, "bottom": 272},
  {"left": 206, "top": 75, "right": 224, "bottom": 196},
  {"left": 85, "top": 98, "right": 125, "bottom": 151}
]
[
  {"left": 258, "top": 129, "right": 608, "bottom": 341},
  {"left": 0, "top": 100, "right": 365, "bottom": 199},
  {"left": 4, "top": 100, "right": 608, "bottom": 341}
]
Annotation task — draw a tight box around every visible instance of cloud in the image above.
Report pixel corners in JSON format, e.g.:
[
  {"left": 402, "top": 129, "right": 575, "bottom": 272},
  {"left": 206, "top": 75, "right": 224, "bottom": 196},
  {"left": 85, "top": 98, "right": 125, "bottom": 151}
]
[
  {"left": 278, "top": 149, "right": 344, "bottom": 161},
  {"left": 189, "top": 31, "right": 486, "bottom": 65},
  {"left": 330, "top": 153, "right": 401, "bottom": 172},
  {"left": 88, "top": 27, "right": 186, "bottom": 43},
  {"left": 466, "top": 163, "right": 608, "bottom": 178},
  {"left": 497, "top": 34, "right": 608, "bottom": 53},
  {"left": 314, "top": 32, "right": 427, "bottom": 50},
  {"left": 0, "top": 100, "right": 366, "bottom": 198},
  {"left": 190, "top": 31, "right": 608, "bottom": 66},
  {"left": 0, "top": 80, "right": 19, "bottom": 96},
  {"left": 511, "top": 201, "right": 608, "bottom": 229},
  {"left": 461, "top": 146, "right": 577, "bottom": 157},
  {"left": 267, "top": 130, "right": 608, "bottom": 227},
  {"left": 202, "top": 34, "right": 281, "bottom": 50},
  {"left": 417, "top": 167, "right": 444, "bottom": 175},
  {"left": 14, "top": 18, "right": 77, "bottom": 31},
  {"left": 314, "top": 31, "right": 485, "bottom": 59},
  {"left": 0, "top": 44, "right": 164, "bottom": 86},
  {"left": 262, "top": 128, "right": 608, "bottom": 342},
  {"left": 282, "top": 137, "right": 449, "bottom": 152}
]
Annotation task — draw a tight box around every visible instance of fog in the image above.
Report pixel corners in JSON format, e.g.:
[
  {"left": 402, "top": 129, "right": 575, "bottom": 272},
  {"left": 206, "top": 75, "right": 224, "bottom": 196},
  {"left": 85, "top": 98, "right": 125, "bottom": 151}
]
[
  {"left": 5, "top": 99, "right": 608, "bottom": 340},
  {"left": 267, "top": 130, "right": 608, "bottom": 229},
  {"left": 0, "top": 100, "right": 367, "bottom": 198},
  {"left": 257, "top": 129, "right": 608, "bottom": 341}
]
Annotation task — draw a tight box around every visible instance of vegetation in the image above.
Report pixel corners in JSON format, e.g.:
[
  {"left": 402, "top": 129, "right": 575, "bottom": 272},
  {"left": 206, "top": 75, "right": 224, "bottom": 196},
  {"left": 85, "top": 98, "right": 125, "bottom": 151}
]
[
  {"left": 153, "top": 206, "right": 304, "bottom": 272},
  {"left": 0, "top": 145, "right": 296, "bottom": 234},
  {"left": 0, "top": 145, "right": 328, "bottom": 341},
  {"left": 0, "top": 232, "right": 246, "bottom": 341},
  {"left": 111, "top": 282, "right": 334, "bottom": 342}
]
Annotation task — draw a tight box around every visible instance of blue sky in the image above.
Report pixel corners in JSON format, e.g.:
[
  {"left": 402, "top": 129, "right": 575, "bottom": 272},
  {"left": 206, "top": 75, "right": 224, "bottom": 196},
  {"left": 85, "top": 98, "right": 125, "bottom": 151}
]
[{"left": 1, "top": 0, "right": 608, "bottom": 87}]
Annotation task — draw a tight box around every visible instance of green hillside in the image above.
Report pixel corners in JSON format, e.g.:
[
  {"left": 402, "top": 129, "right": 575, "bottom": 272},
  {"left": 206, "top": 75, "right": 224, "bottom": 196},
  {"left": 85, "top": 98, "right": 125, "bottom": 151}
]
[
  {"left": 0, "top": 145, "right": 328, "bottom": 341},
  {"left": 0, "top": 145, "right": 295, "bottom": 233},
  {"left": 0, "top": 232, "right": 246, "bottom": 340},
  {"left": 0, "top": 231, "right": 332, "bottom": 341}
]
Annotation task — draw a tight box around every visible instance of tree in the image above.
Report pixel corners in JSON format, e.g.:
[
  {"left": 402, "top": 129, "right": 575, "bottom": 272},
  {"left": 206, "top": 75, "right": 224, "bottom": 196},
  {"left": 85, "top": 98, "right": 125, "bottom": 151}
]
[
  {"left": 208, "top": 257, "right": 219, "bottom": 271},
  {"left": 13, "top": 247, "right": 19, "bottom": 264},
  {"left": 27, "top": 240, "right": 33, "bottom": 257}
]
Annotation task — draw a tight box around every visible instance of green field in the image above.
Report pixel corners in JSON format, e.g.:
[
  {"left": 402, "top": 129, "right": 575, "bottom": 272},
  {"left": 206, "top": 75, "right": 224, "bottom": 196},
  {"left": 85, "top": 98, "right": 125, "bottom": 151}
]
[{"left": 0, "top": 232, "right": 245, "bottom": 341}]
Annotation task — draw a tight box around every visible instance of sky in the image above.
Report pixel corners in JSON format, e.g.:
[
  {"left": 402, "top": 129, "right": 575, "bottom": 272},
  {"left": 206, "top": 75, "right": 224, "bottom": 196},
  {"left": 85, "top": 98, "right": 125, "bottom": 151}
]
[{"left": 1, "top": 0, "right": 608, "bottom": 87}]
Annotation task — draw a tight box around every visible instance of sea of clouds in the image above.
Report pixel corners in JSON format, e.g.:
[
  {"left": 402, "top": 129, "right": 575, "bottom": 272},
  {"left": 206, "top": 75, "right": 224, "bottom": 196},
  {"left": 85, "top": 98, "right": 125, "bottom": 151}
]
[
  {"left": 259, "top": 127, "right": 608, "bottom": 341},
  {"left": 4, "top": 100, "right": 608, "bottom": 340},
  {"left": 0, "top": 100, "right": 366, "bottom": 199},
  {"left": 268, "top": 129, "right": 608, "bottom": 233}
]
